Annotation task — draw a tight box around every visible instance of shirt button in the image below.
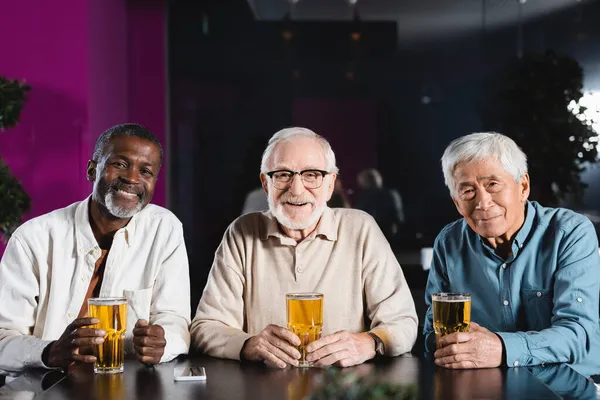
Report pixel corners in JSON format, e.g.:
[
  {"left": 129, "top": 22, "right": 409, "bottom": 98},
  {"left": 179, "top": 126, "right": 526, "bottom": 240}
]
[
  {"left": 577, "top": 298, "right": 583, "bottom": 303},
  {"left": 67, "top": 312, "right": 74, "bottom": 318},
  {"left": 503, "top": 300, "right": 509, "bottom": 306},
  {"left": 519, "top": 243, "right": 523, "bottom": 248},
  {"left": 296, "top": 265, "right": 304, "bottom": 273},
  {"left": 501, "top": 263, "right": 506, "bottom": 269},
  {"left": 536, "top": 292, "right": 542, "bottom": 297},
  {"left": 513, "top": 361, "right": 519, "bottom": 367}
]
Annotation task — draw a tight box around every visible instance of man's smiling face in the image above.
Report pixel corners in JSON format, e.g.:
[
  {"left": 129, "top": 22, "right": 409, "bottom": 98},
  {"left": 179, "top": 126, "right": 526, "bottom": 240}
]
[{"left": 89, "top": 135, "right": 161, "bottom": 219}]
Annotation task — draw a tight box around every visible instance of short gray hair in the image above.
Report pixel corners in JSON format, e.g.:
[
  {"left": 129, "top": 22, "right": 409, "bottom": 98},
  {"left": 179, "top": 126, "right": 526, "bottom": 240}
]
[
  {"left": 260, "top": 127, "right": 339, "bottom": 174},
  {"left": 93, "top": 123, "right": 163, "bottom": 165},
  {"left": 441, "top": 132, "right": 528, "bottom": 197}
]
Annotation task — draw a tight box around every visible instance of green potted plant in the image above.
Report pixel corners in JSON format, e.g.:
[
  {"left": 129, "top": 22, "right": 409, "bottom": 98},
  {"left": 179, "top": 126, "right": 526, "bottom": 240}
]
[
  {"left": 484, "top": 50, "right": 599, "bottom": 206},
  {"left": 0, "top": 76, "right": 32, "bottom": 241},
  {"left": 307, "top": 368, "right": 418, "bottom": 400}
]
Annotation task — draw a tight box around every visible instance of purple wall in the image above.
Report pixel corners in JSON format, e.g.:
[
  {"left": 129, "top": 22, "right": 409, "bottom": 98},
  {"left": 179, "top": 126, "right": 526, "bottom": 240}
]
[
  {"left": 128, "top": 1, "right": 168, "bottom": 206},
  {"left": 0, "top": 0, "right": 167, "bottom": 255}
]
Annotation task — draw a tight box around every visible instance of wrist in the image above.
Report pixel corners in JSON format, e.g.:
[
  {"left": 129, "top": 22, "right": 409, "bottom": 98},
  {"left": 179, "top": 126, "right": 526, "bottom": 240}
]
[
  {"left": 239, "top": 337, "right": 252, "bottom": 362},
  {"left": 366, "top": 332, "right": 385, "bottom": 357},
  {"left": 42, "top": 341, "right": 56, "bottom": 367},
  {"left": 494, "top": 333, "right": 507, "bottom": 367}
]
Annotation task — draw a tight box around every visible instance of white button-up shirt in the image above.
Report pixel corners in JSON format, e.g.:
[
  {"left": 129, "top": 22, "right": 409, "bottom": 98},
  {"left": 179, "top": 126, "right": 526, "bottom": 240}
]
[{"left": 0, "top": 197, "right": 191, "bottom": 375}]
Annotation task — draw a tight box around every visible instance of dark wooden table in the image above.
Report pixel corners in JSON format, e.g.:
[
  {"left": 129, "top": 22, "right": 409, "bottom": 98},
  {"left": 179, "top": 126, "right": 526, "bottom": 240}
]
[{"left": 1, "top": 355, "right": 597, "bottom": 399}]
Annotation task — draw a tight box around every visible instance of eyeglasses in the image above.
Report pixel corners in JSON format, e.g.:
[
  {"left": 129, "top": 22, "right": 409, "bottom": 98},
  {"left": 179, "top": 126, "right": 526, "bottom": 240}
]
[{"left": 266, "top": 169, "right": 330, "bottom": 189}]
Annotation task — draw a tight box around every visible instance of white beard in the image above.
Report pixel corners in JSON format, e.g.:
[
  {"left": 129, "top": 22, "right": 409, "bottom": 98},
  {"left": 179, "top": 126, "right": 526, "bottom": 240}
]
[
  {"left": 93, "top": 181, "right": 143, "bottom": 219},
  {"left": 268, "top": 194, "right": 326, "bottom": 230},
  {"left": 104, "top": 190, "right": 143, "bottom": 218}
]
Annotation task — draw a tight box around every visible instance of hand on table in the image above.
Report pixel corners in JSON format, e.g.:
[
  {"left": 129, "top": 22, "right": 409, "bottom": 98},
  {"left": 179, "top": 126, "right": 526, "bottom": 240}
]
[{"left": 305, "top": 331, "right": 376, "bottom": 367}]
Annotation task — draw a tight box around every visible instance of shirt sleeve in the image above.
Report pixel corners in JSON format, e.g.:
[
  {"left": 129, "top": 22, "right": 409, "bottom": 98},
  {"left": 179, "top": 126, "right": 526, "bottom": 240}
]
[
  {"left": 423, "top": 233, "right": 451, "bottom": 354},
  {"left": 497, "top": 218, "right": 600, "bottom": 368},
  {"left": 362, "top": 217, "right": 418, "bottom": 356},
  {"left": 151, "top": 222, "right": 192, "bottom": 363},
  {"left": 0, "top": 234, "right": 54, "bottom": 375},
  {"left": 190, "top": 223, "right": 251, "bottom": 360}
]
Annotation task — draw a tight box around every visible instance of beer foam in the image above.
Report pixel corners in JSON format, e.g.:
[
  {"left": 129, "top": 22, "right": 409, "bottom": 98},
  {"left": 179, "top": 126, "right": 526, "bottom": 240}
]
[
  {"left": 432, "top": 297, "right": 470, "bottom": 302},
  {"left": 88, "top": 297, "right": 127, "bottom": 306}
]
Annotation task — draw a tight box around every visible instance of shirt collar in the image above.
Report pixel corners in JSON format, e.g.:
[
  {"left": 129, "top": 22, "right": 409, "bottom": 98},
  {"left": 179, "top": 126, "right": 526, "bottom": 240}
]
[
  {"left": 74, "top": 196, "right": 97, "bottom": 255},
  {"left": 75, "top": 195, "right": 137, "bottom": 253},
  {"left": 513, "top": 200, "right": 535, "bottom": 249},
  {"left": 260, "top": 207, "right": 338, "bottom": 244}
]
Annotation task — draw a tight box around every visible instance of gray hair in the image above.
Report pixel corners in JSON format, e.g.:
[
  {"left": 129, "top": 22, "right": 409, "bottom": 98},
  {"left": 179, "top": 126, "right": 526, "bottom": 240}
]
[
  {"left": 260, "top": 127, "right": 339, "bottom": 174},
  {"left": 441, "top": 132, "right": 528, "bottom": 197},
  {"left": 93, "top": 123, "right": 163, "bottom": 165},
  {"left": 357, "top": 168, "right": 383, "bottom": 189}
]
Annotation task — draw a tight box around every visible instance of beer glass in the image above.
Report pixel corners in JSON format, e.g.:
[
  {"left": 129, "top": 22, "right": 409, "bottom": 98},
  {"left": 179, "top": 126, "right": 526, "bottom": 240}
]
[
  {"left": 95, "top": 373, "right": 125, "bottom": 400},
  {"left": 432, "top": 293, "right": 471, "bottom": 349},
  {"left": 88, "top": 297, "right": 128, "bottom": 374},
  {"left": 286, "top": 293, "right": 324, "bottom": 368}
]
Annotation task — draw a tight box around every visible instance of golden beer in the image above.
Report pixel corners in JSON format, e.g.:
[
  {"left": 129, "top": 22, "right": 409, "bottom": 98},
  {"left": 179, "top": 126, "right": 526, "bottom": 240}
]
[
  {"left": 432, "top": 293, "right": 471, "bottom": 349},
  {"left": 88, "top": 297, "right": 127, "bottom": 374},
  {"left": 286, "top": 293, "right": 324, "bottom": 368}
]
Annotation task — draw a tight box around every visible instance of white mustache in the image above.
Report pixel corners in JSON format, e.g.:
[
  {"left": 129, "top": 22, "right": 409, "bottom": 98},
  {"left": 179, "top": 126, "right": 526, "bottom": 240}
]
[{"left": 280, "top": 194, "right": 314, "bottom": 204}]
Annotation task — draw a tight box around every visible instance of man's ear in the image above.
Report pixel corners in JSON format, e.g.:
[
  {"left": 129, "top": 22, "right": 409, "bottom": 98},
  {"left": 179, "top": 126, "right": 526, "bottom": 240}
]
[
  {"left": 86, "top": 160, "right": 97, "bottom": 182},
  {"left": 260, "top": 173, "right": 269, "bottom": 196},
  {"left": 325, "top": 173, "right": 337, "bottom": 201},
  {"left": 520, "top": 173, "right": 530, "bottom": 203}
]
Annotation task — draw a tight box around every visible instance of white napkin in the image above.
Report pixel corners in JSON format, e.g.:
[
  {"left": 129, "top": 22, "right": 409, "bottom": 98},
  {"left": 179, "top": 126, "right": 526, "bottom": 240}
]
[{"left": 123, "top": 288, "right": 152, "bottom": 355}]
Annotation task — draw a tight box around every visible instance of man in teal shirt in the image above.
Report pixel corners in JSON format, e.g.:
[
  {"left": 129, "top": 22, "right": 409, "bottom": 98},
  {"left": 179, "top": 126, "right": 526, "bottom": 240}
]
[{"left": 424, "top": 132, "right": 600, "bottom": 377}]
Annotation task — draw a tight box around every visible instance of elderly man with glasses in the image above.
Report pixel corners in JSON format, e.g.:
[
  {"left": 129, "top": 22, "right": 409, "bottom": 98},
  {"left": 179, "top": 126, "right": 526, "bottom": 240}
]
[{"left": 191, "top": 127, "right": 417, "bottom": 368}]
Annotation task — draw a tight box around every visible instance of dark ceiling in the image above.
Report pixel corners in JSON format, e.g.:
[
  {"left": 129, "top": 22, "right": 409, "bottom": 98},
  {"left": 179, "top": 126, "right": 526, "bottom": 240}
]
[{"left": 247, "top": 0, "right": 593, "bottom": 41}]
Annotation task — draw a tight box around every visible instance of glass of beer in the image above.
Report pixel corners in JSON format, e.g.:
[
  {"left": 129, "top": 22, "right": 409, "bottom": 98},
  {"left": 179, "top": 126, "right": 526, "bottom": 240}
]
[
  {"left": 88, "top": 297, "right": 127, "bottom": 374},
  {"left": 286, "top": 293, "right": 324, "bottom": 368},
  {"left": 432, "top": 293, "right": 471, "bottom": 349}
]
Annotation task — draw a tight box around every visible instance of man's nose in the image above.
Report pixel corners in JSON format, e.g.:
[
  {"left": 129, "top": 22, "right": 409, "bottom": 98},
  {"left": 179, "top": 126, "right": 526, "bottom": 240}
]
[
  {"left": 121, "top": 167, "right": 141, "bottom": 184},
  {"left": 288, "top": 173, "right": 306, "bottom": 196},
  {"left": 475, "top": 189, "right": 494, "bottom": 210}
]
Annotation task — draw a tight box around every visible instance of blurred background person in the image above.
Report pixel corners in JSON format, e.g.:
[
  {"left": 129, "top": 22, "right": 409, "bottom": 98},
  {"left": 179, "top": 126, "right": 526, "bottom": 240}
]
[
  {"left": 327, "top": 178, "right": 351, "bottom": 208},
  {"left": 355, "top": 168, "right": 405, "bottom": 243}
]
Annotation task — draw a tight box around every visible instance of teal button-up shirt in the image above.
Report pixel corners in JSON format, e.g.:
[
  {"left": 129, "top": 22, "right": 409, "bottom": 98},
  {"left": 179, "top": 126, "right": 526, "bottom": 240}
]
[{"left": 424, "top": 201, "right": 600, "bottom": 376}]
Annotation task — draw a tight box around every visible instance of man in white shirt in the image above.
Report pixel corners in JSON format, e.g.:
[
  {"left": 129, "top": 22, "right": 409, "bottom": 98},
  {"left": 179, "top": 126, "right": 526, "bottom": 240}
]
[
  {"left": 0, "top": 123, "right": 191, "bottom": 376},
  {"left": 191, "top": 127, "right": 417, "bottom": 368}
]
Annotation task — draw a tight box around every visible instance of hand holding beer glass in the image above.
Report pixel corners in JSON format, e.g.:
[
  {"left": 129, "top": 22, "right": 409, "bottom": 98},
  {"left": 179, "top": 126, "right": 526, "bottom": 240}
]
[
  {"left": 286, "top": 293, "right": 324, "bottom": 368},
  {"left": 432, "top": 293, "right": 471, "bottom": 350},
  {"left": 88, "top": 297, "right": 128, "bottom": 374}
]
